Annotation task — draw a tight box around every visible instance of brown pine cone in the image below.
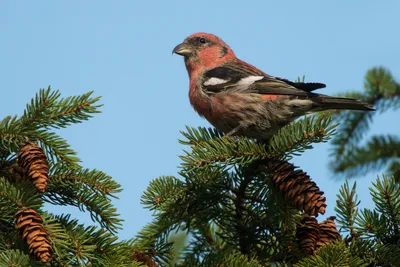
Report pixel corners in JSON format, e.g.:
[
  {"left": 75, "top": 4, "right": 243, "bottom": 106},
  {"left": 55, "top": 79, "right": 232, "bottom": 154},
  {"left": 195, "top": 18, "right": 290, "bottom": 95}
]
[
  {"left": 269, "top": 160, "right": 326, "bottom": 216},
  {"left": 296, "top": 216, "right": 320, "bottom": 255},
  {"left": 18, "top": 141, "right": 49, "bottom": 192},
  {"left": 316, "top": 216, "right": 340, "bottom": 250},
  {"left": 132, "top": 249, "right": 158, "bottom": 267},
  {"left": 14, "top": 209, "right": 53, "bottom": 263}
]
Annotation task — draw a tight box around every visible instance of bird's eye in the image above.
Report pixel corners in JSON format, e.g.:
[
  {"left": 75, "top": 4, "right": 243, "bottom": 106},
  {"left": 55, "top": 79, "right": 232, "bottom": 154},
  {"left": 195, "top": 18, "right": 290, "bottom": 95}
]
[{"left": 199, "top": 38, "right": 207, "bottom": 44}]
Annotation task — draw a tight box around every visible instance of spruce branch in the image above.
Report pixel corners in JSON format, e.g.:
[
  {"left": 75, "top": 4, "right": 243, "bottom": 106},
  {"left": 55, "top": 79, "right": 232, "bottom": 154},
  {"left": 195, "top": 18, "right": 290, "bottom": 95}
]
[
  {"left": 294, "top": 241, "right": 368, "bottom": 267},
  {"left": 374, "top": 243, "right": 400, "bottom": 266},
  {"left": 184, "top": 167, "right": 273, "bottom": 250},
  {"left": 370, "top": 175, "right": 400, "bottom": 238},
  {"left": 329, "top": 66, "right": 400, "bottom": 180},
  {"left": 335, "top": 181, "right": 360, "bottom": 239},
  {"left": 184, "top": 164, "right": 299, "bottom": 262},
  {"left": 0, "top": 249, "right": 32, "bottom": 267},
  {"left": 39, "top": 213, "right": 70, "bottom": 262},
  {"left": 179, "top": 126, "right": 224, "bottom": 147},
  {"left": 234, "top": 164, "right": 255, "bottom": 255},
  {"left": 219, "top": 253, "right": 263, "bottom": 267},
  {"left": 356, "top": 208, "right": 389, "bottom": 239},
  {"left": 353, "top": 176, "right": 400, "bottom": 245},
  {"left": 19, "top": 87, "right": 102, "bottom": 130},
  {"left": 0, "top": 116, "right": 30, "bottom": 153},
  {"left": 141, "top": 176, "right": 185, "bottom": 212},
  {"left": 49, "top": 165, "right": 122, "bottom": 198},
  {"left": 0, "top": 228, "right": 15, "bottom": 251},
  {"left": 101, "top": 240, "right": 142, "bottom": 267},
  {"left": 50, "top": 214, "right": 138, "bottom": 266},
  {"left": 388, "top": 161, "right": 400, "bottom": 182},
  {"left": 140, "top": 166, "right": 302, "bottom": 264},
  {"left": 1, "top": 88, "right": 103, "bottom": 167},
  {"left": 0, "top": 88, "right": 127, "bottom": 266},
  {"left": 179, "top": 116, "right": 336, "bottom": 170},
  {"left": 52, "top": 214, "right": 139, "bottom": 266},
  {"left": 267, "top": 115, "right": 337, "bottom": 159},
  {"left": 347, "top": 238, "right": 376, "bottom": 266},
  {"left": 180, "top": 167, "right": 231, "bottom": 228},
  {"left": 33, "top": 129, "right": 80, "bottom": 166},
  {"left": 364, "top": 66, "right": 399, "bottom": 98},
  {"left": 44, "top": 180, "right": 122, "bottom": 233},
  {"left": 19, "top": 87, "right": 60, "bottom": 129},
  {"left": 133, "top": 219, "right": 176, "bottom": 266},
  {"left": 181, "top": 223, "right": 229, "bottom": 266},
  {"left": 46, "top": 91, "right": 102, "bottom": 128},
  {"left": 330, "top": 110, "right": 375, "bottom": 158},
  {"left": 0, "top": 178, "right": 43, "bottom": 216},
  {"left": 179, "top": 134, "right": 266, "bottom": 170},
  {"left": 331, "top": 134, "right": 400, "bottom": 177},
  {"left": 53, "top": 214, "right": 105, "bottom": 265}
]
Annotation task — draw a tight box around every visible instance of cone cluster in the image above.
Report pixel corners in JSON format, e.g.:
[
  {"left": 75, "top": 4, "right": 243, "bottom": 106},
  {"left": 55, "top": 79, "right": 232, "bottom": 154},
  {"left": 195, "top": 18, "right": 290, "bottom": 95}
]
[
  {"left": 270, "top": 161, "right": 326, "bottom": 216},
  {"left": 296, "top": 216, "right": 320, "bottom": 255},
  {"left": 14, "top": 209, "right": 53, "bottom": 263},
  {"left": 132, "top": 249, "right": 158, "bottom": 267},
  {"left": 316, "top": 217, "right": 341, "bottom": 250},
  {"left": 18, "top": 141, "right": 49, "bottom": 193},
  {"left": 296, "top": 216, "right": 340, "bottom": 255}
]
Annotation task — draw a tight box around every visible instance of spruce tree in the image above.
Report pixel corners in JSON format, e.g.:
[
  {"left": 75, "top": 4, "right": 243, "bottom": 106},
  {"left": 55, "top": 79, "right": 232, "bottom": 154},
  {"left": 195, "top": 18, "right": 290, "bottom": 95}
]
[{"left": 0, "top": 88, "right": 141, "bottom": 266}]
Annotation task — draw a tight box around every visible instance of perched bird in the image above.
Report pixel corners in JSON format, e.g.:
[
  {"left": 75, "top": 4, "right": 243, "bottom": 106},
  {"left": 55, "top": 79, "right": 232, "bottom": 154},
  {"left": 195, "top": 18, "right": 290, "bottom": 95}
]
[{"left": 173, "top": 32, "right": 374, "bottom": 140}]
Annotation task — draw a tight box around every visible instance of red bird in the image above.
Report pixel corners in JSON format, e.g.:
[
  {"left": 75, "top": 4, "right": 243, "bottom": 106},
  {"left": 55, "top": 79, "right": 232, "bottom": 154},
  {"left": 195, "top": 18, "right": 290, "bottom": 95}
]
[{"left": 173, "top": 32, "right": 374, "bottom": 140}]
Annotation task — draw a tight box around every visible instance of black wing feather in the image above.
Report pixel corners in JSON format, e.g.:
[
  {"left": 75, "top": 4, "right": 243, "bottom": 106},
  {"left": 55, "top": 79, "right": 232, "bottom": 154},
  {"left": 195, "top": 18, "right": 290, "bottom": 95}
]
[
  {"left": 204, "top": 65, "right": 257, "bottom": 93},
  {"left": 275, "top": 77, "right": 326, "bottom": 91},
  {"left": 204, "top": 66, "right": 257, "bottom": 83},
  {"left": 203, "top": 63, "right": 325, "bottom": 96},
  {"left": 249, "top": 76, "right": 315, "bottom": 97}
]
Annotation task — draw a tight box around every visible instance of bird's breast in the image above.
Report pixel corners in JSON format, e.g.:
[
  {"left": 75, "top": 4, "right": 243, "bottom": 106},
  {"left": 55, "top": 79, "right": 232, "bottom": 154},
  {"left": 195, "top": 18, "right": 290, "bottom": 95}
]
[{"left": 189, "top": 83, "right": 212, "bottom": 118}]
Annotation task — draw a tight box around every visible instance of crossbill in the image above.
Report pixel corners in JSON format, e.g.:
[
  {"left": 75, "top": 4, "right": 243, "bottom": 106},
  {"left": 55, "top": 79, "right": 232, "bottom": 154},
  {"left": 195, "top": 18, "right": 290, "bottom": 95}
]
[{"left": 173, "top": 33, "right": 373, "bottom": 140}]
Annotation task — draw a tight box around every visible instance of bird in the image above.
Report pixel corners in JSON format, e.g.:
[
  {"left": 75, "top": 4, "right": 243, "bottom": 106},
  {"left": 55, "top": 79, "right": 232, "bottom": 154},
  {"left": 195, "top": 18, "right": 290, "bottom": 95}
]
[{"left": 173, "top": 32, "right": 374, "bottom": 140}]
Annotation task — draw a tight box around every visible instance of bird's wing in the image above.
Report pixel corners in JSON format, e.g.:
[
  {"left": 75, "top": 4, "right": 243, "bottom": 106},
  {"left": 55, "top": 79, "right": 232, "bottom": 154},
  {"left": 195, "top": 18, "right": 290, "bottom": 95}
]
[
  {"left": 274, "top": 77, "right": 326, "bottom": 91},
  {"left": 203, "top": 62, "right": 325, "bottom": 97}
]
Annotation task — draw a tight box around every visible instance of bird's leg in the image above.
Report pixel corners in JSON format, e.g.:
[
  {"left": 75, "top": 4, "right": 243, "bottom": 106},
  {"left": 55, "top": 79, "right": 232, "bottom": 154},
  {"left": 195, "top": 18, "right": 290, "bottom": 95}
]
[{"left": 225, "top": 125, "right": 243, "bottom": 137}]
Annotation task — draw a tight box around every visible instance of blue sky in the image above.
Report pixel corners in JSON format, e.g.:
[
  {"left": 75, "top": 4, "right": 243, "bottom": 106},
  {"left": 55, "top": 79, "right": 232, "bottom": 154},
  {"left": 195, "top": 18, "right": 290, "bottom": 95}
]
[{"left": 1, "top": 1, "right": 399, "bottom": 239}]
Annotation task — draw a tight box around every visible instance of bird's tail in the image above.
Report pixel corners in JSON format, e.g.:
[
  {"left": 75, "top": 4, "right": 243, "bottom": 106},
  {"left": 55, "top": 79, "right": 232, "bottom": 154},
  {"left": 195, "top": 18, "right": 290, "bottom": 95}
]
[{"left": 312, "top": 95, "right": 375, "bottom": 111}]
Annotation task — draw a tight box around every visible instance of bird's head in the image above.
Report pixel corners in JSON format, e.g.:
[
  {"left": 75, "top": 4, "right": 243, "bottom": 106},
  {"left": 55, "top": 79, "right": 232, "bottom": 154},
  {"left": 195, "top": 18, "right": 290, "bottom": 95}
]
[{"left": 173, "top": 32, "right": 236, "bottom": 74}]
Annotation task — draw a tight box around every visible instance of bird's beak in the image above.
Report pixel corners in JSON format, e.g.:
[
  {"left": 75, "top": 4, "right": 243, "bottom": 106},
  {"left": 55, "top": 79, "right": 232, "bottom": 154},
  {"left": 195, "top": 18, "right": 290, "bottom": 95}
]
[{"left": 172, "top": 42, "right": 193, "bottom": 56}]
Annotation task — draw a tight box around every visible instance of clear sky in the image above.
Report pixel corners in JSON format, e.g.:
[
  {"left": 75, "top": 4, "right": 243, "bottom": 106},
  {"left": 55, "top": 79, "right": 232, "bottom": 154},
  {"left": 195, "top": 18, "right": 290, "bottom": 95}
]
[{"left": 1, "top": 1, "right": 399, "bottom": 239}]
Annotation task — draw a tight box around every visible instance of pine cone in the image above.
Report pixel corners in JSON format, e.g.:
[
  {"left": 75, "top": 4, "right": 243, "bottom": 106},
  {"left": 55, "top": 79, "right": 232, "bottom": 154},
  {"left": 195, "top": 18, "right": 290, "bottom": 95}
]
[
  {"left": 316, "top": 216, "right": 340, "bottom": 250},
  {"left": 296, "top": 216, "right": 320, "bottom": 255},
  {"left": 269, "top": 160, "right": 326, "bottom": 216},
  {"left": 18, "top": 141, "right": 49, "bottom": 192},
  {"left": 132, "top": 249, "right": 158, "bottom": 267},
  {"left": 14, "top": 209, "right": 52, "bottom": 263}
]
